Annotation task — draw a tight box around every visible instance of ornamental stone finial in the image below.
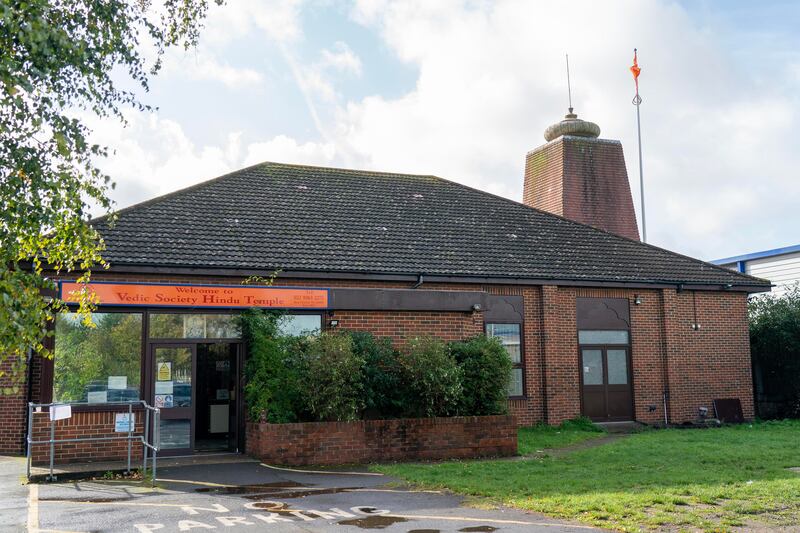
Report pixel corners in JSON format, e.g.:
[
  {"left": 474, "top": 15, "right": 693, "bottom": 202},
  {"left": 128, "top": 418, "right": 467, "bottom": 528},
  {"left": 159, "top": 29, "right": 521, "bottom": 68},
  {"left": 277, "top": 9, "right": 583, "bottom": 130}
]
[{"left": 543, "top": 111, "right": 601, "bottom": 142}]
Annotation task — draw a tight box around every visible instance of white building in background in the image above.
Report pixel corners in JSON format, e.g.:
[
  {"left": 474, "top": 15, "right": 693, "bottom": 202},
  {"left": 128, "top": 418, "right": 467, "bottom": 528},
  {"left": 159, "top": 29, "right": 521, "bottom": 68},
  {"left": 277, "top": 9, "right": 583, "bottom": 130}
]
[{"left": 712, "top": 244, "right": 800, "bottom": 297}]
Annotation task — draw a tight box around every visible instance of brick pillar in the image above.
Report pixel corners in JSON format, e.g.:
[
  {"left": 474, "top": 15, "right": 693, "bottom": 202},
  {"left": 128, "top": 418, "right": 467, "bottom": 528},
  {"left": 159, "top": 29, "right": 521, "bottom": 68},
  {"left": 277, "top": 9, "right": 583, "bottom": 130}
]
[
  {"left": 660, "top": 288, "right": 678, "bottom": 425},
  {"left": 541, "top": 285, "right": 581, "bottom": 424},
  {"left": 0, "top": 355, "right": 28, "bottom": 454}
]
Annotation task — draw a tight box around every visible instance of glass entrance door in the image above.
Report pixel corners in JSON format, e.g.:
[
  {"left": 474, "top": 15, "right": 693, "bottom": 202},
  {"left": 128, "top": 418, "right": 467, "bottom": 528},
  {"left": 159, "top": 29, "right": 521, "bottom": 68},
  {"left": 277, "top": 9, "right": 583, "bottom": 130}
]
[
  {"left": 195, "top": 343, "right": 238, "bottom": 452},
  {"left": 580, "top": 347, "right": 633, "bottom": 421},
  {"left": 152, "top": 344, "right": 195, "bottom": 455}
]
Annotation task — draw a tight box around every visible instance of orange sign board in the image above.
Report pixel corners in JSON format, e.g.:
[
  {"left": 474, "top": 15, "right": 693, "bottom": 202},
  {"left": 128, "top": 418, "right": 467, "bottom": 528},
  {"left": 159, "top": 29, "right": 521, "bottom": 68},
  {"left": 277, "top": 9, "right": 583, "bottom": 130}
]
[{"left": 60, "top": 282, "right": 329, "bottom": 309}]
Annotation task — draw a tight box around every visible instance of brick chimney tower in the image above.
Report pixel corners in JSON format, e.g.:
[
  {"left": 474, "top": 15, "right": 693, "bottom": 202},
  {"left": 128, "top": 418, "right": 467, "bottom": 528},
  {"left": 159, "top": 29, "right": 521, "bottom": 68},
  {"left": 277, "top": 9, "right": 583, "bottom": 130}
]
[{"left": 523, "top": 110, "right": 640, "bottom": 240}]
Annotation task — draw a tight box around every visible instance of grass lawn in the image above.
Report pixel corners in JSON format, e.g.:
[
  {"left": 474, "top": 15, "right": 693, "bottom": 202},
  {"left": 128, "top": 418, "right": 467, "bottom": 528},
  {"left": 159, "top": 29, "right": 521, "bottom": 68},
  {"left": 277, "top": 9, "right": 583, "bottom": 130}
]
[
  {"left": 375, "top": 420, "right": 800, "bottom": 531},
  {"left": 517, "top": 418, "right": 607, "bottom": 455}
]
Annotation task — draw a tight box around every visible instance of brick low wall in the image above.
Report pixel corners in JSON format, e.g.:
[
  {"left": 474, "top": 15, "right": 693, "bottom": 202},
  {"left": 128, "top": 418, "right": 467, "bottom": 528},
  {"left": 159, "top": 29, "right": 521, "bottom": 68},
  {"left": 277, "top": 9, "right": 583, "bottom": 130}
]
[
  {"left": 246, "top": 415, "right": 517, "bottom": 466},
  {"left": 30, "top": 409, "right": 145, "bottom": 465}
]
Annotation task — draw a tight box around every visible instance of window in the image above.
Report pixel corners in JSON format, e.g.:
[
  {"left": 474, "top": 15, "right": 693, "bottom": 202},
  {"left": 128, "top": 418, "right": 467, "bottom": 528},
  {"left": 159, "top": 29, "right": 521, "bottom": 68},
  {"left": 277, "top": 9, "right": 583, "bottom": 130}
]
[
  {"left": 578, "top": 330, "right": 629, "bottom": 345},
  {"left": 149, "top": 313, "right": 241, "bottom": 339},
  {"left": 486, "top": 323, "right": 523, "bottom": 397},
  {"left": 54, "top": 312, "right": 143, "bottom": 403},
  {"left": 278, "top": 314, "right": 322, "bottom": 336}
]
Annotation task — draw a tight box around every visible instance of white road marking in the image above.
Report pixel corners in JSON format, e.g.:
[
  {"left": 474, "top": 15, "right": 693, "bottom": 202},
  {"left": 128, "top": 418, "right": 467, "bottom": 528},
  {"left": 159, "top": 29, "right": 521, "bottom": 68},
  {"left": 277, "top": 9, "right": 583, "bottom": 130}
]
[
  {"left": 38, "top": 500, "right": 229, "bottom": 512},
  {"left": 134, "top": 525, "right": 164, "bottom": 533},
  {"left": 180, "top": 504, "right": 230, "bottom": 515},
  {"left": 259, "top": 463, "right": 384, "bottom": 476},
  {"left": 150, "top": 478, "right": 236, "bottom": 488},
  {"left": 27, "top": 484, "right": 39, "bottom": 531}
]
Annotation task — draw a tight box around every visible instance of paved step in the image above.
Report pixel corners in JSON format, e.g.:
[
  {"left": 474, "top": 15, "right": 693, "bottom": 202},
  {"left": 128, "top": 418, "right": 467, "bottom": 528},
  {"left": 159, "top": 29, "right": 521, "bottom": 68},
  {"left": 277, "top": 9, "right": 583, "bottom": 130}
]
[{"left": 593, "top": 421, "right": 646, "bottom": 434}]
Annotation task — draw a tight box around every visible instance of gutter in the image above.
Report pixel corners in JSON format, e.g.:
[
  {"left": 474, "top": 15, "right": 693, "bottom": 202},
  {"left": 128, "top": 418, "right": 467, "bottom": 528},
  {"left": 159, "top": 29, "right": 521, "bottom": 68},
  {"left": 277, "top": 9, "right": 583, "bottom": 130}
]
[{"left": 72, "top": 264, "right": 772, "bottom": 294}]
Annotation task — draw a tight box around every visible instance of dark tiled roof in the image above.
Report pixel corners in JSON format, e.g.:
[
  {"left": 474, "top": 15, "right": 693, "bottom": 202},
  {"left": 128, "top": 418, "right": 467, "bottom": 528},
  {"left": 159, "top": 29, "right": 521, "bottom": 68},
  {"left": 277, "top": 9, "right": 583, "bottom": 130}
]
[{"left": 92, "top": 162, "right": 769, "bottom": 289}]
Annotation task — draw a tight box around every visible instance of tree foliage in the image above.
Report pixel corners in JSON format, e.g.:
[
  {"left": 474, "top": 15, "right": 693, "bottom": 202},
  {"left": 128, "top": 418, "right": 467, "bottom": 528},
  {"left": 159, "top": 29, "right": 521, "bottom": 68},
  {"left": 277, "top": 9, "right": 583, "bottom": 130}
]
[
  {"left": 297, "top": 331, "right": 366, "bottom": 422},
  {"left": 239, "top": 309, "right": 302, "bottom": 424},
  {"left": 749, "top": 284, "right": 800, "bottom": 418},
  {"left": 399, "top": 336, "right": 464, "bottom": 418},
  {"left": 0, "top": 0, "right": 221, "bottom": 391},
  {"left": 354, "top": 331, "right": 406, "bottom": 419},
  {"left": 450, "top": 335, "right": 512, "bottom": 416}
]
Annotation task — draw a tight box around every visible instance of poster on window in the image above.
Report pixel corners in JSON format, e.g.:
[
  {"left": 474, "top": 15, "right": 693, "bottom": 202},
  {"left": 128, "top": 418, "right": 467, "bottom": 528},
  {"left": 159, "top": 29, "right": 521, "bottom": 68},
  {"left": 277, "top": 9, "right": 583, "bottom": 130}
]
[
  {"left": 107, "top": 376, "right": 127, "bottom": 390},
  {"left": 87, "top": 391, "right": 107, "bottom": 403},
  {"left": 154, "top": 394, "right": 173, "bottom": 408},
  {"left": 157, "top": 362, "right": 172, "bottom": 381},
  {"left": 155, "top": 380, "right": 173, "bottom": 394}
]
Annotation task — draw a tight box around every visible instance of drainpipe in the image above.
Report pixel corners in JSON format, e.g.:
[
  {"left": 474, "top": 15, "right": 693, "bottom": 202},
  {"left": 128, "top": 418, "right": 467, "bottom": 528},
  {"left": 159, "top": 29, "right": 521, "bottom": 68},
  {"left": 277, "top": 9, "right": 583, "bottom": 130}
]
[
  {"left": 23, "top": 347, "right": 33, "bottom": 451},
  {"left": 411, "top": 273, "right": 424, "bottom": 289}
]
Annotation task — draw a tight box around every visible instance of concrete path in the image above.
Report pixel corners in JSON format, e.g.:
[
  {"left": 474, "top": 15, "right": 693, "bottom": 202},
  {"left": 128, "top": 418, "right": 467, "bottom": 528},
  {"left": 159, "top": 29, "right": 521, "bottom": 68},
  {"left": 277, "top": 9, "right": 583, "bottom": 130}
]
[
  {"left": 24, "top": 456, "right": 604, "bottom": 533},
  {"left": 0, "top": 456, "right": 28, "bottom": 532}
]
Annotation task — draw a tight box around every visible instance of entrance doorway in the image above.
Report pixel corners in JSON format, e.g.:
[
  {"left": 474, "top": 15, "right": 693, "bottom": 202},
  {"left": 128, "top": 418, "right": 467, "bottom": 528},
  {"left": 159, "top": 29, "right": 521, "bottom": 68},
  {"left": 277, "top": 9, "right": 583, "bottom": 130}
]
[
  {"left": 150, "top": 342, "right": 241, "bottom": 455},
  {"left": 580, "top": 346, "right": 633, "bottom": 421}
]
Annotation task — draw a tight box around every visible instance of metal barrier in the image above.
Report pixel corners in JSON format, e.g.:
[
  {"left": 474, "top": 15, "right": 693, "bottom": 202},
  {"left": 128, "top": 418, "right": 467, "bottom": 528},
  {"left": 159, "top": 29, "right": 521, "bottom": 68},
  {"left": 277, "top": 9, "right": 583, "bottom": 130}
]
[{"left": 26, "top": 400, "right": 161, "bottom": 486}]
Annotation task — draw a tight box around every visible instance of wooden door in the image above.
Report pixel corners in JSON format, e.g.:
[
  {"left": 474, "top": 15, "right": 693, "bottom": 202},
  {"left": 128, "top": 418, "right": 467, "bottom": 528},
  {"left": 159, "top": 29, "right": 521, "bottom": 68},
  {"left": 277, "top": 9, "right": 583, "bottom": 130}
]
[{"left": 581, "top": 347, "right": 633, "bottom": 421}]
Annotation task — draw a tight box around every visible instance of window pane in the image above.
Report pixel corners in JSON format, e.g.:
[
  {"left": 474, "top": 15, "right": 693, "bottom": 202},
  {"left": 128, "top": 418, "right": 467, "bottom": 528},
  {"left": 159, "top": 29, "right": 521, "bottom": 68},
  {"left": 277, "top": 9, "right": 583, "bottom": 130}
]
[
  {"left": 487, "top": 323, "right": 523, "bottom": 396},
  {"left": 149, "top": 314, "right": 241, "bottom": 339},
  {"left": 507, "top": 368, "right": 523, "bottom": 396},
  {"left": 155, "top": 347, "right": 192, "bottom": 407},
  {"left": 607, "top": 349, "right": 629, "bottom": 385},
  {"left": 487, "top": 323, "right": 522, "bottom": 363},
  {"left": 487, "top": 323, "right": 521, "bottom": 344},
  {"left": 54, "top": 313, "right": 142, "bottom": 403},
  {"left": 159, "top": 419, "right": 191, "bottom": 449},
  {"left": 279, "top": 315, "right": 322, "bottom": 336},
  {"left": 582, "top": 349, "right": 603, "bottom": 385},
  {"left": 578, "top": 330, "right": 629, "bottom": 345},
  {"left": 505, "top": 344, "right": 521, "bottom": 364}
]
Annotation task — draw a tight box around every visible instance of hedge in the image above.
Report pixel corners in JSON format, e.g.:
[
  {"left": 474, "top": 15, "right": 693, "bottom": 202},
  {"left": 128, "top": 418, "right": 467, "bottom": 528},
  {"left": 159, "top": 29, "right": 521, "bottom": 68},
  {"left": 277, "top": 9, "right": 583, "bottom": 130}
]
[{"left": 239, "top": 310, "right": 512, "bottom": 422}]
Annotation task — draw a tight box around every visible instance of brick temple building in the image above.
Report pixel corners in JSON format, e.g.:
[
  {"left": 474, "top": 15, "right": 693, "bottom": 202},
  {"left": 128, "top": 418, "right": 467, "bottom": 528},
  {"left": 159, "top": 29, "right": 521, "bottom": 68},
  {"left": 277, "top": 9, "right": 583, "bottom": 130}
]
[{"left": 0, "top": 111, "right": 770, "bottom": 459}]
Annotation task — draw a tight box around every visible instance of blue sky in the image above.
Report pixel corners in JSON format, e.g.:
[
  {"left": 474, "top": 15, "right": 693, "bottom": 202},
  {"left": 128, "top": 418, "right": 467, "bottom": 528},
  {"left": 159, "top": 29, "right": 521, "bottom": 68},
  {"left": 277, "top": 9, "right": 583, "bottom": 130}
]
[{"left": 93, "top": 0, "right": 800, "bottom": 261}]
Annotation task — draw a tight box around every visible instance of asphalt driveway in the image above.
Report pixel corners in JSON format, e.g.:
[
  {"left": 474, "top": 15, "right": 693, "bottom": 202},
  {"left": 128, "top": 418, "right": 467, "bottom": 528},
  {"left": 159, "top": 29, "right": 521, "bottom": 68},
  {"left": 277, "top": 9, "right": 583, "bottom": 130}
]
[{"left": 17, "top": 455, "right": 602, "bottom": 532}]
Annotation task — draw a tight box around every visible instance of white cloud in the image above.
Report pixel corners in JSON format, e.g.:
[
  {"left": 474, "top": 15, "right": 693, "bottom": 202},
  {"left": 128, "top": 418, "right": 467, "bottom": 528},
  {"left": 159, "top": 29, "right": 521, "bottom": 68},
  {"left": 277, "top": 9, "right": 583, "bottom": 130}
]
[
  {"left": 202, "top": 0, "right": 306, "bottom": 45},
  {"left": 243, "top": 135, "right": 337, "bottom": 167},
  {"left": 88, "top": 112, "right": 337, "bottom": 213},
  {"left": 337, "top": 0, "right": 800, "bottom": 258},
  {"left": 320, "top": 42, "right": 363, "bottom": 75},
  {"left": 165, "top": 52, "right": 264, "bottom": 88}
]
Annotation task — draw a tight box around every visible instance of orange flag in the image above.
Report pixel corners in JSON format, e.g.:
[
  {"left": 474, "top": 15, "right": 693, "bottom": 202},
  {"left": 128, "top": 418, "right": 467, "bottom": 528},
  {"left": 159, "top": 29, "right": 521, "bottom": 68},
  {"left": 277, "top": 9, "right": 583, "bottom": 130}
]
[{"left": 630, "top": 49, "right": 641, "bottom": 93}]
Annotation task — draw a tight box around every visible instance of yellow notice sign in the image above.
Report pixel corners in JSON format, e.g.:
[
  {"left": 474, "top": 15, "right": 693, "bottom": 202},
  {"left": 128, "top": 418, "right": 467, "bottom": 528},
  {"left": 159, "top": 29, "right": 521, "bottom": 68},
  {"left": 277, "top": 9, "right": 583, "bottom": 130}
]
[{"left": 157, "top": 362, "right": 172, "bottom": 381}]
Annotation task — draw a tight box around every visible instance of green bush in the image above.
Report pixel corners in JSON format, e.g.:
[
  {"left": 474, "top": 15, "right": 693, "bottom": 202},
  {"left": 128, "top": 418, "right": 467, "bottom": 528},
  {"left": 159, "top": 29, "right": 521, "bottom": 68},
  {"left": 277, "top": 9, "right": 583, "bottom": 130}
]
[
  {"left": 296, "top": 331, "right": 366, "bottom": 422},
  {"left": 350, "top": 331, "right": 405, "bottom": 419},
  {"left": 749, "top": 285, "right": 800, "bottom": 418},
  {"left": 239, "top": 310, "right": 301, "bottom": 423},
  {"left": 399, "top": 337, "right": 463, "bottom": 418},
  {"left": 450, "top": 335, "right": 512, "bottom": 416}
]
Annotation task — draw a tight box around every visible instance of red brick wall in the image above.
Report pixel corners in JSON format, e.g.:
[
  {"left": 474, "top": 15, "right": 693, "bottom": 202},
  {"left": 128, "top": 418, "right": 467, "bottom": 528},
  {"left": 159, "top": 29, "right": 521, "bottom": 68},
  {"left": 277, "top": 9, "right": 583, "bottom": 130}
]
[
  {"left": 523, "top": 140, "right": 564, "bottom": 214},
  {"left": 538, "top": 286, "right": 753, "bottom": 425},
  {"left": 524, "top": 136, "right": 640, "bottom": 241},
  {"left": 30, "top": 409, "right": 144, "bottom": 465},
  {"left": 2, "top": 270, "right": 756, "bottom": 460},
  {"left": 335, "top": 309, "right": 483, "bottom": 346},
  {"left": 246, "top": 415, "right": 517, "bottom": 466},
  {"left": 662, "top": 289, "right": 754, "bottom": 422},
  {"left": 0, "top": 356, "right": 27, "bottom": 454}
]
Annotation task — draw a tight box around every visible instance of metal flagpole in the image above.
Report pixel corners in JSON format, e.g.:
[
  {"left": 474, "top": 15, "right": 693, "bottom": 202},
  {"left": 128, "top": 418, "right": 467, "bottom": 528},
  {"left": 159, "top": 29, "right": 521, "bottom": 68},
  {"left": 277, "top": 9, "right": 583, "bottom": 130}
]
[{"left": 631, "top": 49, "right": 646, "bottom": 242}]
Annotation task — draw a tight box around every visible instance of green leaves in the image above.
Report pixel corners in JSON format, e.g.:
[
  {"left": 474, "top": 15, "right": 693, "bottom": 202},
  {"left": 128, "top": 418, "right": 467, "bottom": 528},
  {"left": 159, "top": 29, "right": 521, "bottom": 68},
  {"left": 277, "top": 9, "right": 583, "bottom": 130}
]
[
  {"left": 450, "top": 335, "right": 513, "bottom": 416},
  {"left": 0, "top": 0, "right": 222, "bottom": 389},
  {"left": 749, "top": 284, "right": 800, "bottom": 417}
]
